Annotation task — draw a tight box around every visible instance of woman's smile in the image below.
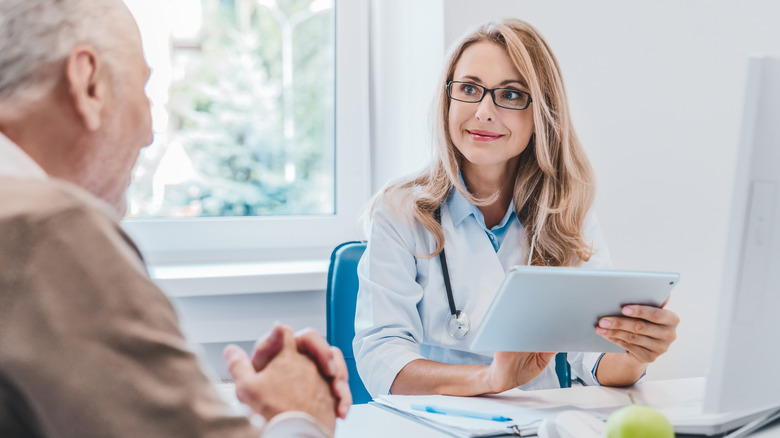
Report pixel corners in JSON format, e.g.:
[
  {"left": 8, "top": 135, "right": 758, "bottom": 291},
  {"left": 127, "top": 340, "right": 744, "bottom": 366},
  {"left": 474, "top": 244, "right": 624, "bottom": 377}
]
[{"left": 467, "top": 129, "right": 504, "bottom": 141}]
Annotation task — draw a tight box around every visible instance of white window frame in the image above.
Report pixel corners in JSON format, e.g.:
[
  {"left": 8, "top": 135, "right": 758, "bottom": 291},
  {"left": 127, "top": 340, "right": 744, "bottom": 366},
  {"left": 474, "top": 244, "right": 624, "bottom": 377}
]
[{"left": 122, "top": 0, "right": 370, "bottom": 266}]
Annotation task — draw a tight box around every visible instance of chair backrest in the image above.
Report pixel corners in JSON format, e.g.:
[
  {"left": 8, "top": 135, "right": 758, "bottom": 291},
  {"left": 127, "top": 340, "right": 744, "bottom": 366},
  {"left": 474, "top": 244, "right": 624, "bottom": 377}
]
[
  {"left": 326, "top": 241, "right": 372, "bottom": 404},
  {"left": 326, "top": 240, "right": 571, "bottom": 404},
  {"left": 555, "top": 353, "right": 571, "bottom": 388}
]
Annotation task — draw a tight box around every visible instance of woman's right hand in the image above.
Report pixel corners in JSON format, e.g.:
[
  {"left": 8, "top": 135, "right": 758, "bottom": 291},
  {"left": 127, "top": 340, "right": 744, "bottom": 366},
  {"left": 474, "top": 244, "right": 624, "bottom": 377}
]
[{"left": 483, "top": 352, "right": 556, "bottom": 393}]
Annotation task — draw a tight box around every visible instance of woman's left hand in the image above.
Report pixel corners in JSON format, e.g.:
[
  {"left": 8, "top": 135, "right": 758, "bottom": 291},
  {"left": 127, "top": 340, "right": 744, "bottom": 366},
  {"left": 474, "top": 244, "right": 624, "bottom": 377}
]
[{"left": 595, "top": 302, "right": 679, "bottom": 365}]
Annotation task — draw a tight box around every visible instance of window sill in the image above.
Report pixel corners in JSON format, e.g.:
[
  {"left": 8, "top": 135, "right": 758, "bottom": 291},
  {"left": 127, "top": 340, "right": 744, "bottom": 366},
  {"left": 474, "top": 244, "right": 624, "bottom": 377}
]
[{"left": 148, "top": 259, "right": 330, "bottom": 298}]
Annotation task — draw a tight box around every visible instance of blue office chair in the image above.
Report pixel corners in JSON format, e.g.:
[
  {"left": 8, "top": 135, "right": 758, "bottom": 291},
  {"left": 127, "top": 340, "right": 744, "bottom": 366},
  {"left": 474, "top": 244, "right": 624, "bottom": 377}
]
[
  {"left": 326, "top": 241, "right": 571, "bottom": 405},
  {"left": 326, "top": 241, "right": 372, "bottom": 404}
]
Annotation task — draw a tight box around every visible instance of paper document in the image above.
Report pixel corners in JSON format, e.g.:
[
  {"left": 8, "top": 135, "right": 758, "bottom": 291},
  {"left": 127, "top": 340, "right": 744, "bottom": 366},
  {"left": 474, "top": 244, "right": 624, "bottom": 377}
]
[{"left": 373, "top": 393, "right": 593, "bottom": 438}]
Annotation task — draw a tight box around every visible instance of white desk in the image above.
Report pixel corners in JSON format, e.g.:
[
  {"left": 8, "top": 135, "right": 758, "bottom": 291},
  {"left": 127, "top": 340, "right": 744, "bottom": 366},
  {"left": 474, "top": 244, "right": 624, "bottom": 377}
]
[
  {"left": 335, "top": 405, "right": 780, "bottom": 438},
  {"left": 336, "top": 404, "right": 451, "bottom": 437},
  {"left": 334, "top": 379, "right": 780, "bottom": 438}
]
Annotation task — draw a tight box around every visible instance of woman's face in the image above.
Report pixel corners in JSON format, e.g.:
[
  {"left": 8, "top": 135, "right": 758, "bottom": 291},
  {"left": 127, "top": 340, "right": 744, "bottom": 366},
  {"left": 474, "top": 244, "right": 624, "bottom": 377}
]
[{"left": 448, "top": 41, "right": 534, "bottom": 175}]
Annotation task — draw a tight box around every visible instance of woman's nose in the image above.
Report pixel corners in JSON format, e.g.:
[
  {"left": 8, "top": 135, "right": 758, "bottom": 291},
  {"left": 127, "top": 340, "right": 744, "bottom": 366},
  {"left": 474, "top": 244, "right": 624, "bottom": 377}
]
[{"left": 474, "top": 92, "right": 496, "bottom": 122}]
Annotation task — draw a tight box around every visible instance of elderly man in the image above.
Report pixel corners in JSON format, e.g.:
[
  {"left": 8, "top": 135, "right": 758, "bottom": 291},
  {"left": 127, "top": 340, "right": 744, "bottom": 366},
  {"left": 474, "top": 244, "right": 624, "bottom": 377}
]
[{"left": 0, "top": 1, "right": 350, "bottom": 437}]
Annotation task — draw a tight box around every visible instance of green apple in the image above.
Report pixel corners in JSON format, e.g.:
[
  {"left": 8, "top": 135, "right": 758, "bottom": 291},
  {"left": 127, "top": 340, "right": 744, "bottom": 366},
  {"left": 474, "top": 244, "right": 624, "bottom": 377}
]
[{"left": 605, "top": 404, "right": 675, "bottom": 438}]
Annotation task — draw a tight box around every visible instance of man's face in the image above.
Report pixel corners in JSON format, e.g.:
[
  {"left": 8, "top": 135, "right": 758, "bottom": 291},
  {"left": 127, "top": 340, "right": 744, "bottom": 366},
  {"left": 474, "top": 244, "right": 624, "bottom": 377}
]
[{"left": 87, "top": 5, "right": 153, "bottom": 215}]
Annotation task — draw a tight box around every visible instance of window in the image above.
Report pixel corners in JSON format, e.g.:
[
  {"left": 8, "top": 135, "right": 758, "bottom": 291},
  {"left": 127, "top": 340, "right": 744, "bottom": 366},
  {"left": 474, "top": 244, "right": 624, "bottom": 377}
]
[{"left": 122, "top": 0, "right": 369, "bottom": 263}]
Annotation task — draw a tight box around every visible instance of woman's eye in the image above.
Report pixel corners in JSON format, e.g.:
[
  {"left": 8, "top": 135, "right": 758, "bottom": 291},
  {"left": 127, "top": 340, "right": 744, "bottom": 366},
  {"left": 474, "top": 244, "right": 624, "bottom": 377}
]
[
  {"left": 501, "top": 90, "right": 521, "bottom": 101},
  {"left": 461, "top": 84, "right": 477, "bottom": 95}
]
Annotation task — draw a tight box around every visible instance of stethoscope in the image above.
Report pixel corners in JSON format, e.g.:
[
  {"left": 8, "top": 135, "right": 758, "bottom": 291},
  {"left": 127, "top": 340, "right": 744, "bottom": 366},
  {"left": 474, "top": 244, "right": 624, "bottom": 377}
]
[
  {"left": 434, "top": 206, "right": 539, "bottom": 340},
  {"left": 434, "top": 207, "right": 471, "bottom": 339}
]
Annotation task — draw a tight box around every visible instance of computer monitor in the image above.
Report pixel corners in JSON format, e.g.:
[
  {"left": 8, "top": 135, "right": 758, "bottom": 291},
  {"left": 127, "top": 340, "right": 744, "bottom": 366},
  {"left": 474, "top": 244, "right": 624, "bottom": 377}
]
[{"left": 704, "top": 55, "right": 780, "bottom": 415}]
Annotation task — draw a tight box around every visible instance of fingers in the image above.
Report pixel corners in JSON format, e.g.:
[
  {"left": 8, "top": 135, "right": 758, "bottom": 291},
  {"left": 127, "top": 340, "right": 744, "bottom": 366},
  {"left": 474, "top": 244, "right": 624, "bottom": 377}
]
[
  {"left": 607, "top": 337, "right": 657, "bottom": 363},
  {"left": 295, "top": 328, "right": 337, "bottom": 377},
  {"left": 597, "top": 317, "right": 667, "bottom": 341},
  {"left": 330, "top": 347, "right": 349, "bottom": 383},
  {"left": 249, "top": 325, "right": 351, "bottom": 419},
  {"left": 224, "top": 344, "right": 255, "bottom": 385},
  {"left": 296, "top": 329, "right": 352, "bottom": 419},
  {"left": 620, "top": 305, "right": 680, "bottom": 327},
  {"left": 252, "top": 324, "right": 286, "bottom": 371},
  {"left": 596, "top": 306, "right": 679, "bottom": 364},
  {"left": 597, "top": 306, "right": 679, "bottom": 340},
  {"left": 601, "top": 328, "right": 669, "bottom": 355},
  {"left": 330, "top": 347, "right": 353, "bottom": 419},
  {"left": 487, "top": 351, "right": 558, "bottom": 393},
  {"left": 279, "top": 325, "right": 298, "bottom": 351},
  {"left": 493, "top": 351, "right": 553, "bottom": 363}
]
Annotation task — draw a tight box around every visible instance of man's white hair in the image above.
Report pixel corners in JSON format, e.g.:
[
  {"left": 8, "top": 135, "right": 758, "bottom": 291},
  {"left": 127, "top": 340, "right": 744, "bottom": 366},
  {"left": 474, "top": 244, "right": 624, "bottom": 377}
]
[{"left": 0, "top": 0, "right": 131, "bottom": 107}]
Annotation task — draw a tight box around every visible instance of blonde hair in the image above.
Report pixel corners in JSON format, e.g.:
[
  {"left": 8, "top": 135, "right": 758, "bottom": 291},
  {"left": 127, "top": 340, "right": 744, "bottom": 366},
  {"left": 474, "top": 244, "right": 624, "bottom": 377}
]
[{"left": 372, "top": 19, "right": 595, "bottom": 266}]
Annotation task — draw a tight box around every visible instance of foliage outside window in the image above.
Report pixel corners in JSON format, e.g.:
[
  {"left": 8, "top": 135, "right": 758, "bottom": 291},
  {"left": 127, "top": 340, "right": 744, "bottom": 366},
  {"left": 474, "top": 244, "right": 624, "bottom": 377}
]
[{"left": 126, "top": 0, "right": 335, "bottom": 218}]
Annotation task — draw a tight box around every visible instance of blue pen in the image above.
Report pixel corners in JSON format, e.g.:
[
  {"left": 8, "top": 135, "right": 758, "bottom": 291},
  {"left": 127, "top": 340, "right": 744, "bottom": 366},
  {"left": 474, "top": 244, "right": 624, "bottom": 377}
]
[{"left": 410, "top": 403, "right": 513, "bottom": 422}]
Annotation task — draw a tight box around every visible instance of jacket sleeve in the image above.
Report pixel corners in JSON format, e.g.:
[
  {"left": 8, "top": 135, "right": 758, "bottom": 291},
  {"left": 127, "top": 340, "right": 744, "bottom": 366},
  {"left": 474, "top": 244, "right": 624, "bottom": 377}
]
[{"left": 353, "top": 200, "right": 428, "bottom": 397}]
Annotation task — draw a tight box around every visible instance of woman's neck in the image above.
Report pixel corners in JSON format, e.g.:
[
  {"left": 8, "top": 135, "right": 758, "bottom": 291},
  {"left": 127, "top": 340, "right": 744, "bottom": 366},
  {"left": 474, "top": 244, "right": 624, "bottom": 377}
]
[{"left": 462, "top": 163, "right": 516, "bottom": 228}]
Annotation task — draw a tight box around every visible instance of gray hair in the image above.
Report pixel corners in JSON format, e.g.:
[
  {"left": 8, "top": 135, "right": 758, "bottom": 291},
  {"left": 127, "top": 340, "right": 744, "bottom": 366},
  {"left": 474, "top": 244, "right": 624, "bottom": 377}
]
[{"left": 0, "top": 0, "right": 131, "bottom": 106}]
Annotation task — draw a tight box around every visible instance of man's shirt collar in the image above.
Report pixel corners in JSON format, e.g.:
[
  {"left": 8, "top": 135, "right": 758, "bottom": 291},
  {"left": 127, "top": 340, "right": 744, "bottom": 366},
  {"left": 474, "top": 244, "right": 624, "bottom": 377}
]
[{"left": 0, "top": 132, "right": 47, "bottom": 180}]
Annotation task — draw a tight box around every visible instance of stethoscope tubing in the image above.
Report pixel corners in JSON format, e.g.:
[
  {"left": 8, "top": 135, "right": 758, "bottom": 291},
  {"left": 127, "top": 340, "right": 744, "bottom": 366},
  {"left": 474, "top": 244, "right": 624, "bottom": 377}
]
[{"left": 434, "top": 207, "right": 459, "bottom": 317}]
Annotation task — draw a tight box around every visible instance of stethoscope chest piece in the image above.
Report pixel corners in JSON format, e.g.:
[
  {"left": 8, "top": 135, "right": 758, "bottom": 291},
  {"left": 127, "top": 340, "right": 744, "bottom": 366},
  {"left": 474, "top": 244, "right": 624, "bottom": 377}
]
[{"left": 447, "top": 310, "right": 470, "bottom": 339}]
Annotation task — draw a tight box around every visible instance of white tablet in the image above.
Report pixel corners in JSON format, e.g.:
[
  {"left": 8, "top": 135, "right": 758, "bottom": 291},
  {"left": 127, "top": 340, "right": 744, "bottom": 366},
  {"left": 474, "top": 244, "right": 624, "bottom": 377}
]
[{"left": 469, "top": 266, "right": 680, "bottom": 354}]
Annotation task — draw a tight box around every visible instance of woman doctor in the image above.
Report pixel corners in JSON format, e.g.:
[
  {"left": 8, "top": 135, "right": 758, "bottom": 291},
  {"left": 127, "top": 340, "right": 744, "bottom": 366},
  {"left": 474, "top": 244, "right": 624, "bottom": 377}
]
[{"left": 353, "top": 19, "right": 680, "bottom": 397}]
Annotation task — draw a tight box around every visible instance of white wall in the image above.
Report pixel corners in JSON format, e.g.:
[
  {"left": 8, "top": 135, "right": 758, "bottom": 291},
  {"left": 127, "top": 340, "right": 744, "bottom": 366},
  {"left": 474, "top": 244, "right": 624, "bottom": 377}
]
[
  {"left": 435, "top": 0, "right": 780, "bottom": 380},
  {"left": 368, "top": 0, "right": 444, "bottom": 190}
]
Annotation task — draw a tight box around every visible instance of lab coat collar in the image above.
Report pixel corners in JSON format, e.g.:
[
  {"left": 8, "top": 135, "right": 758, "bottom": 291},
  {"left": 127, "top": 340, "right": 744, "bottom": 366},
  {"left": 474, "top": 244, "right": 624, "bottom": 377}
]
[
  {"left": 446, "top": 186, "right": 473, "bottom": 227},
  {"left": 0, "top": 131, "right": 47, "bottom": 180}
]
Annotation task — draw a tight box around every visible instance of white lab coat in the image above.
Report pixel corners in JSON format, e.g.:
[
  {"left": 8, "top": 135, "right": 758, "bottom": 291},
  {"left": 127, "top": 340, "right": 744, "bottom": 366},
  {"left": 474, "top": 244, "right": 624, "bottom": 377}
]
[{"left": 353, "top": 188, "right": 613, "bottom": 397}]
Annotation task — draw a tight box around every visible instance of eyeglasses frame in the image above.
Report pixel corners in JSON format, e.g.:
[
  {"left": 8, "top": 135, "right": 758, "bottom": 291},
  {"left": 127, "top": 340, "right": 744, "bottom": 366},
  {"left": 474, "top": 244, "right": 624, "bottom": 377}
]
[{"left": 446, "top": 81, "right": 533, "bottom": 111}]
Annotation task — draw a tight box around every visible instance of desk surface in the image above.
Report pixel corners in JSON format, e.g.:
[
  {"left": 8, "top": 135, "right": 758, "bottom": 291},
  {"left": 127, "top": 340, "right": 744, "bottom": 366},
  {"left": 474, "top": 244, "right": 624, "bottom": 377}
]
[
  {"left": 336, "top": 404, "right": 451, "bottom": 437},
  {"left": 336, "top": 404, "right": 780, "bottom": 438},
  {"left": 334, "top": 379, "right": 780, "bottom": 438},
  {"left": 218, "top": 379, "right": 780, "bottom": 437}
]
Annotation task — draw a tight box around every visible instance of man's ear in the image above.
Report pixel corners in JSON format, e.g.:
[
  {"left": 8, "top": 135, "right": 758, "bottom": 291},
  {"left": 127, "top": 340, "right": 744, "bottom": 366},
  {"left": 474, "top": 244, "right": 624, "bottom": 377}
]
[{"left": 65, "top": 45, "right": 106, "bottom": 131}]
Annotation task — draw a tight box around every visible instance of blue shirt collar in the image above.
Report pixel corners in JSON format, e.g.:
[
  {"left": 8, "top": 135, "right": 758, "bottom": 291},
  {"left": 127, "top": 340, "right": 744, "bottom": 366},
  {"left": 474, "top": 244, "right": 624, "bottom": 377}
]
[{"left": 447, "top": 173, "right": 516, "bottom": 231}]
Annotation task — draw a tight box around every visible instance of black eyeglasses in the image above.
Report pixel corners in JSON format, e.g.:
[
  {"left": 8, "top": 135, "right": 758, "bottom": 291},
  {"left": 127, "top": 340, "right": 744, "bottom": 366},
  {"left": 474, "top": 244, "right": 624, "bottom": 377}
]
[{"left": 446, "top": 81, "right": 533, "bottom": 110}]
